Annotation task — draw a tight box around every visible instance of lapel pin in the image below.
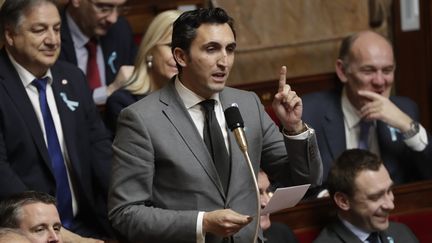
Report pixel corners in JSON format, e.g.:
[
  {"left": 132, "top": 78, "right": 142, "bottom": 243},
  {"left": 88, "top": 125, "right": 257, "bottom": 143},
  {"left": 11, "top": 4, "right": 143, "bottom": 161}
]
[
  {"left": 108, "top": 51, "right": 118, "bottom": 74},
  {"left": 59, "top": 92, "right": 79, "bottom": 111},
  {"left": 388, "top": 125, "right": 399, "bottom": 142}
]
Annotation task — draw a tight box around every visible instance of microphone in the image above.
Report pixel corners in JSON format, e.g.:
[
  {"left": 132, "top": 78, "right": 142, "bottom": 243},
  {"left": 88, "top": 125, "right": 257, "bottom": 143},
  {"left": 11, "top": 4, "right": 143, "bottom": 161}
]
[
  {"left": 224, "top": 104, "right": 260, "bottom": 243},
  {"left": 224, "top": 105, "right": 248, "bottom": 153}
]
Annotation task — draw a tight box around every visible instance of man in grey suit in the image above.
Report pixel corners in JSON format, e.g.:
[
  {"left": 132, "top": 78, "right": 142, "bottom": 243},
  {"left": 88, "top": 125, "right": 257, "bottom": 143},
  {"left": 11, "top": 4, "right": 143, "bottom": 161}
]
[
  {"left": 108, "top": 8, "right": 322, "bottom": 243},
  {"left": 314, "top": 149, "right": 418, "bottom": 243}
]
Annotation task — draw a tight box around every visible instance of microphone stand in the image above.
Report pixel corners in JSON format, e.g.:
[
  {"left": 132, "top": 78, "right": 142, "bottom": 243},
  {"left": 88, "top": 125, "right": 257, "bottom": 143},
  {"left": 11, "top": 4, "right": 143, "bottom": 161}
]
[{"left": 232, "top": 129, "right": 260, "bottom": 243}]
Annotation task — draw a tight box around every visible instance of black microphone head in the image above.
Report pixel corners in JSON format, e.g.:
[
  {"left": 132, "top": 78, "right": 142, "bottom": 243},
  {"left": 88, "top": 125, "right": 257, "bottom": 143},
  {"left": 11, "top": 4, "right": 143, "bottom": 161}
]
[{"left": 224, "top": 105, "right": 244, "bottom": 131}]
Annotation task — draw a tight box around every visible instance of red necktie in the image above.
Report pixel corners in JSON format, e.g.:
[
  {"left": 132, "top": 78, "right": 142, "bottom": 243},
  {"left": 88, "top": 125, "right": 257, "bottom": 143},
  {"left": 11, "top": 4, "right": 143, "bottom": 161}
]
[{"left": 85, "top": 39, "right": 102, "bottom": 90}]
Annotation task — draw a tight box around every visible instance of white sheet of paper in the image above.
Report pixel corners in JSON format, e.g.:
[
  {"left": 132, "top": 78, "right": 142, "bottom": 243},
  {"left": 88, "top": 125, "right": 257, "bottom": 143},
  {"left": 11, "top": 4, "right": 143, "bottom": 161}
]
[{"left": 260, "top": 184, "right": 310, "bottom": 215}]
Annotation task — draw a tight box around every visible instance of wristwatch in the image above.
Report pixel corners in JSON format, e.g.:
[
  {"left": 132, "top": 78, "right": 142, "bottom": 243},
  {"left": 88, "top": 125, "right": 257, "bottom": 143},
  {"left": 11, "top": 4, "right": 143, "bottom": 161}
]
[
  {"left": 402, "top": 121, "right": 420, "bottom": 139},
  {"left": 282, "top": 122, "right": 310, "bottom": 136}
]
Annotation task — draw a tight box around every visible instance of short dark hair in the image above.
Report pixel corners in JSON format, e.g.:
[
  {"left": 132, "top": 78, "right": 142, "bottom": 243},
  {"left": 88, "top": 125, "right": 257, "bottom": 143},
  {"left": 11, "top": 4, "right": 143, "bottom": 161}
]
[
  {"left": 327, "top": 149, "right": 383, "bottom": 199},
  {"left": 171, "top": 7, "right": 236, "bottom": 72},
  {"left": 0, "top": 0, "right": 58, "bottom": 41},
  {"left": 0, "top": 191, "right": 57, "bottom": 228}
]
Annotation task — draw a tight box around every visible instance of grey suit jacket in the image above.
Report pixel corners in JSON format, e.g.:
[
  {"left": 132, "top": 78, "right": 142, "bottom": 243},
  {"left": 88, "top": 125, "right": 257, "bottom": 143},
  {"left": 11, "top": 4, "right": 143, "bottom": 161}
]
[
  {"left": 108, "top": 80, "right": 322, "bottom": 243},
  {"left": 313, "top": 219, "right": 418, "bottom": 243}
]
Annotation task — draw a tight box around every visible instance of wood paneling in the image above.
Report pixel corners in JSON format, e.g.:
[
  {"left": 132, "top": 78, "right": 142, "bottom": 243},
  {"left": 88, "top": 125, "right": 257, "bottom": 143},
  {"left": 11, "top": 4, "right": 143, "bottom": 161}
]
[
  {"left": 119, "top": 0, "right": 432, "bottom": 131},
  {"left": 392, "top": 0, "right": 432, "bottom": 130},
  {"left": 122, "top": 0, "right": 206, "bottom": 35},
  {"left": 231, "top": 73, "right": 340, "bottom": 107}
]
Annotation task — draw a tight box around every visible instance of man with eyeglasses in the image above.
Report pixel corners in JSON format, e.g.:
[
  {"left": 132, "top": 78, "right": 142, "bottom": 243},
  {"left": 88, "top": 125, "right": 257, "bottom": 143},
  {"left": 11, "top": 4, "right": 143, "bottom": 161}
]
[{"left": 60, "top": 0, "right": 137, "bottom": 105}]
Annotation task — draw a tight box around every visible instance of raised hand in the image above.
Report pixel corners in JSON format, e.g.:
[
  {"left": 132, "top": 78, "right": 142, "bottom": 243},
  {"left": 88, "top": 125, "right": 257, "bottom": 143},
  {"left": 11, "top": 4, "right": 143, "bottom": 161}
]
[{"left": 272, "top": 66, "right": 304, "bottom": 132}]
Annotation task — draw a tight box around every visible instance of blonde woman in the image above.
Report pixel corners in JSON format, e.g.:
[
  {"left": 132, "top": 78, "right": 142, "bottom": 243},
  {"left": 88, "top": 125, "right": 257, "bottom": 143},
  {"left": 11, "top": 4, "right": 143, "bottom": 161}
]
[{"left": 106, "top": 10, "right": 181, "bottom": 133}]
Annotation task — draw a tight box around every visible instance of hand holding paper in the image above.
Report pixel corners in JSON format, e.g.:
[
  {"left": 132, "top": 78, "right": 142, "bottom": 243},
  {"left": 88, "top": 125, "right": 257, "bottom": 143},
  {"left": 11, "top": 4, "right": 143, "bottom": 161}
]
[{"left": 261, "top": 184, "right": 310, "bottom": 215}]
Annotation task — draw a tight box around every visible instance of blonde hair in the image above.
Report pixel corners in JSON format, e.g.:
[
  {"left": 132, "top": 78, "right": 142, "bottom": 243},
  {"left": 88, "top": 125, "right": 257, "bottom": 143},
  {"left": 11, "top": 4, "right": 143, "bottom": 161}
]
[{"left": 126, "top": 10, "right": 182, "bottom": 95}]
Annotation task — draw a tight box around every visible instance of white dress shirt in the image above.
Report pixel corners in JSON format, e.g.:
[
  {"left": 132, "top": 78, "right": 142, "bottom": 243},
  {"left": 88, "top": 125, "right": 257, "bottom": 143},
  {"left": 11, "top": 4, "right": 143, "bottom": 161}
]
[{"left": 340, "top": 217, "right": 381, "bottom": 243}]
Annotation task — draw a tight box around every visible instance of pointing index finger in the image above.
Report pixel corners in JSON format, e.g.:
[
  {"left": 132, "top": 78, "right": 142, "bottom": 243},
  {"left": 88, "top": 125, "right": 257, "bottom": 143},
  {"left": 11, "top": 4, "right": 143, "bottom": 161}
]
[{"left": 278, "top": 66, "right": 287, "bottom": 93}]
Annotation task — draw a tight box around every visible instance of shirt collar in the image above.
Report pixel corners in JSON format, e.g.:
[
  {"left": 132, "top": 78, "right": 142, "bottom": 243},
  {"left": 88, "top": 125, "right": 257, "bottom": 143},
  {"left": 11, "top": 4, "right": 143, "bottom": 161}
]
[
  {"left": 174, "top": 76, "right": 221, "bottom": 109},
  {"left": 6, "top": 50, "right": 53, "bottom": 88},
  {"left": 339, "top": 216, "right": 372, "bottom": 242},
  {"left": 66, "top": 11, "right": 90, "bottom": 49},
  {"left": 341, "top": 87, "right": 362, "bottom": 129}
]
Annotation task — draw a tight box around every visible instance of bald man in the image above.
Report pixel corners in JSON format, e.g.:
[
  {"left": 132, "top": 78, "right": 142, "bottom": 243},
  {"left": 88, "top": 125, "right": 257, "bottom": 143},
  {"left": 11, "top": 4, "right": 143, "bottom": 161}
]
[{"left": 302, "top": 30, "right": 432, "bottom": 189}]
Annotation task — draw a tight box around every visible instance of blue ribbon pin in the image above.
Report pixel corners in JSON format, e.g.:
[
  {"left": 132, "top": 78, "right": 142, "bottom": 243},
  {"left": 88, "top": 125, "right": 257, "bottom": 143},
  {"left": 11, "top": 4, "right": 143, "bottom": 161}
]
[
  {"left": 60, "top": 92, "right": 79, "bottom": 111},
  {"left": 388, "top": 125, "right": 400, "bottom": 142},
  {"left": 107, "top": 51, "right": 117, "bottom": 74}
]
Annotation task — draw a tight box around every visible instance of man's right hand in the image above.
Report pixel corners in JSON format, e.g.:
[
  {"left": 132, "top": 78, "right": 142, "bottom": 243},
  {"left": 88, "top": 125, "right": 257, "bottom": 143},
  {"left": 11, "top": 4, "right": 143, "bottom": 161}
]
[
  {"left": 203, "top": 209, "right": 252, "bottom": 237},
  {"left": 106, "top": 65, "right": 134, "bottom": 96}
]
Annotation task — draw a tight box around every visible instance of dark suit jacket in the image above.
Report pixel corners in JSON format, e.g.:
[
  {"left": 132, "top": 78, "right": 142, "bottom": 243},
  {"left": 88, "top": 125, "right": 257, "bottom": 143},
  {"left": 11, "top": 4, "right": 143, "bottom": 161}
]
[
  {"left": 59, "top": 11, "right": 137, "bottom": 85},
  {"left": 0, "top": 49, "right": 113, "bottom": 238},
  {"left": 108, "top": 80, "right": 323, "bottom": 243},
  {"left": 313, "top": 218, "right": 418, "bottom": 243},
  {"left": 105, "top": 88, "right": 146, "bottom": 133},
  {"left": 302, "top": 90, "right": 432, "bottom": 183},
  {"left": 264, "top": 222, "right": 298, "bottom": 243}
]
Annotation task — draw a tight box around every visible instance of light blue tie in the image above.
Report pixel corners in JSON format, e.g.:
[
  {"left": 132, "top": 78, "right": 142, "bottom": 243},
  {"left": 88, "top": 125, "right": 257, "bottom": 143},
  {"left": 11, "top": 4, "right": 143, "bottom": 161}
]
[
  {"left": 358, "top": 120, "right": 372, "bottom": 150},
  {"left": 32, "top": 78, "right": 73, "bottom": 228}
]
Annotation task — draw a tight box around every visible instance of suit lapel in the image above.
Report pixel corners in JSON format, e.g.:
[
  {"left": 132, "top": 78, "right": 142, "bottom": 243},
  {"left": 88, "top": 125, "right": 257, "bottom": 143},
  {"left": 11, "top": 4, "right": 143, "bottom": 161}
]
[
  {"left": 159, "top": 83, "right": 226, "bottom": 199},
  {"left": 332, "top": 219, "right": 364, "bottom": 243},
  {"left": 60, "top": 12, "right": 78, "bottom": 65},
  {"left": 322, "top": 101, "right": 346, "bottom": 167},
  {"left": 378, "top": 231, "right": 392, "bottom": 243},
  {"left": 50, "top": 66, "right": 83, "bottom": 179},
  {"left": 100, "top": 38, "right": 116, "bottom": 85},
  {"left": 0, "top": 50, "right": 53, "bottom": 172},
  {"left": 219, "top": 90, "right": 247, "bottom": 197}
]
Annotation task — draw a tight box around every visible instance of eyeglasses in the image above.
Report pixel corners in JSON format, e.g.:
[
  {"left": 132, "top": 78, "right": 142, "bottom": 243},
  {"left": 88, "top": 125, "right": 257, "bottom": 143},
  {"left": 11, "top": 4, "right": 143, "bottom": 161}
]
[{"left": 88, "top": 0, "right": 124, "bottom": 16}]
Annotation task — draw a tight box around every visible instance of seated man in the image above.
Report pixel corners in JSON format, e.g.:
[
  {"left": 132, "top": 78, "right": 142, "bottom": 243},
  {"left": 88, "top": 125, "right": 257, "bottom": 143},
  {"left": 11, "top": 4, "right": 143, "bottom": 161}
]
[
  {"left": 259, "top": 170, "right": 298, "bottom": 243},
  {"left": 0, "top": 228, "right": 31, "bottom": 243},
  {"left": 60, "top": 0, "right": 137, "bottom": 105},
  {"left": 0, "top": 191, "right": 63, "bottom": 243},
  {"left": 0, "top": 0, "right": 112, "bottom": 239},
  {"left": 302, "top": 30, "right": 432, "bottom": 186},
  {"left": 0, "top": 191, "right": 104, "bottom": 243},
  {"left": 314, "top": 149, "right": 418, "bottom": 243}
]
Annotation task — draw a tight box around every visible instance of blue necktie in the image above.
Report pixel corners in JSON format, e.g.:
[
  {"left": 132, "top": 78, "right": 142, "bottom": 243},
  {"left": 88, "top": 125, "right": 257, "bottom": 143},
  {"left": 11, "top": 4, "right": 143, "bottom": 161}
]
[
  {"left": 358, "top": 120, "right": 372, "bottom": 150},
  {"left": 32, "top": 78, "right": 73, "bottom": 228}
]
